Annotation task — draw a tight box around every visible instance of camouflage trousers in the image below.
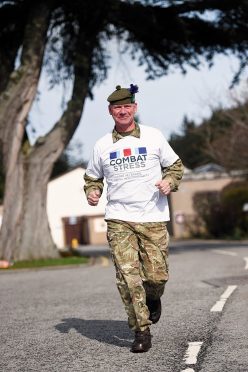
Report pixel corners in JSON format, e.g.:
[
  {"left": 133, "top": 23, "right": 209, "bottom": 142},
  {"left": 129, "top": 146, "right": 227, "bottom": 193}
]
[{"left": 106, "top": 219, "right": 169, "bottom": 331}]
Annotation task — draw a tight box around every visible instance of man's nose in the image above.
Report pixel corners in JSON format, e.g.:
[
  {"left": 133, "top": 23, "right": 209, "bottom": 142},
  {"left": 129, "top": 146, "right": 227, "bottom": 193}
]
[{"left": 120, "top": 106, "right": 126, "bottom": 114}]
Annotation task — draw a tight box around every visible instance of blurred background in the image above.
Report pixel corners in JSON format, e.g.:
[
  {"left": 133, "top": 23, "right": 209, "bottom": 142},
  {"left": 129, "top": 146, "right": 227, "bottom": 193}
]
[{"left": 0, "top": 0, "right": 247, "bottom": 262}]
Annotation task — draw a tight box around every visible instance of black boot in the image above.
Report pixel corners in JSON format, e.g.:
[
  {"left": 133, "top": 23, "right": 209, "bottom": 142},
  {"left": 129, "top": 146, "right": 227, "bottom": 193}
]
[
  {"left": 131, "top": 328, "right": 152, "bottom": 353},
  {"left": 147, "top": 298, "right": 161, "bottom": 324}
]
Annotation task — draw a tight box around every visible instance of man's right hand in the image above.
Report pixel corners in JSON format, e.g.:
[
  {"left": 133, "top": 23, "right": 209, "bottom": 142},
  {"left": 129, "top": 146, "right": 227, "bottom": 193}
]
[{"left": 87, "top": 190, "right": 101, "bottom": 206}]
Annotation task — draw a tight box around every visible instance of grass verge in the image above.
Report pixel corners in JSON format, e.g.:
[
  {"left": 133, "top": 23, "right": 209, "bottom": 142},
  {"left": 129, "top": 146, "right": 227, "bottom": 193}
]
[{"left": 10, "top": 256, "right": 88, "bottom": 269}]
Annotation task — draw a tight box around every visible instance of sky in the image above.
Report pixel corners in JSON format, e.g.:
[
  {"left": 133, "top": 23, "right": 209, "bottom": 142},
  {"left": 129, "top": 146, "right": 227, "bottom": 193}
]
[{"left": 28, "top": 42, "right": 244, "bottom": 162}]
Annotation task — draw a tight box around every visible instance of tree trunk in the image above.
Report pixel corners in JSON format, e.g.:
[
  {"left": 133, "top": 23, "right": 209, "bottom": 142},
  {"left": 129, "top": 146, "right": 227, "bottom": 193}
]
[
  {"left": 0, "top": 29, "right": 92, "bottom": 261},
  {"left": 14, "top": 154, "right": 57, "bottom": 261},
  {"left": 0, "top": 47, "right": 19, "bottom": 94},
  {"left": 0, "top": 2, "right": 51, "bottom": 172},
  {"left": 0, "top": 2, "right": 52, "bottom": 260},
  {"left": 0, "top": 150, "right": 58, "bottom": 261},
  {"left": 0, "top": 4, "right": 26, "bottom": 94}
]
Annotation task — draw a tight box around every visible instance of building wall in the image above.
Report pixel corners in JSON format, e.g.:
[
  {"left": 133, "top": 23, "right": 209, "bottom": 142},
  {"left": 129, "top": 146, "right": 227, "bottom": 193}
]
[
  {"left": 47, "top": 168, "right": 107, "bottom": 247},
  {"left": 0, "top": 167, "right": 242, "bottom": 247},
  {"left": 170, "top": 175, "right": 233, "bottom": 238},
  {"left": 87, "top": 215, "right": 108, "bottom": 244},
  {"left": 1, "top": 168, "right": 236, "bottom": 246}
]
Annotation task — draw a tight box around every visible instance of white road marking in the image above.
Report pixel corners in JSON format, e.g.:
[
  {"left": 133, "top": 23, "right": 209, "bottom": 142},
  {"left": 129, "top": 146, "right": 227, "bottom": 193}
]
[
  {"left": 181, "top": 369, "right": 195, "bottom": 372},
  {"left": 244, "top": 257, "right": 248, "bottom": 270},
  {"left": 211, "top": 285, "right": 237, "bottom": 312},
  {"left": 113, "top": 335, "right": 132, "bottom": 342},
  {"left": 212, "top": 249, "right": 237, "bottom": 257},
  {"left": 183, "top": 341, "right": 203, "bottom": 365}
]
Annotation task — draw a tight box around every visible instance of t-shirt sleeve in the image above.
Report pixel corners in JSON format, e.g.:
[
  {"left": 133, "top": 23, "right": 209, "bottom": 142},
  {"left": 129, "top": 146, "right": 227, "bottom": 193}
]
[
  {"left": 159, "top": 132, "right": 179, "bottom": 167},
  {"left": 85, "top": 144, "right": 104, "bottom": 179}
]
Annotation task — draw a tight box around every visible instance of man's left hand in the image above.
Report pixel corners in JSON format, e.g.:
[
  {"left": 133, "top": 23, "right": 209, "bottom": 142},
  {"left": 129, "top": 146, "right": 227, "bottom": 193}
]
[{"left": 155, "top": 180, "right": 171, "bottom": 195}]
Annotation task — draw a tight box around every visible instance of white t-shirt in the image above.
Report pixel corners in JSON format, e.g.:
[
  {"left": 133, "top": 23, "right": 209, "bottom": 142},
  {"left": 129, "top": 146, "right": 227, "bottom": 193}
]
[{"left": 85, "top": 124, "right": 179, "bottom": 222}]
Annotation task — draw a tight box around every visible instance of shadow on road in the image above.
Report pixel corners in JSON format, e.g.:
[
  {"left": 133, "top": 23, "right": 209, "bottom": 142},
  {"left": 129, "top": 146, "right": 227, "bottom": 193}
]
[{"left": 55, "top": 318, "right": 133, "bottom": 348}]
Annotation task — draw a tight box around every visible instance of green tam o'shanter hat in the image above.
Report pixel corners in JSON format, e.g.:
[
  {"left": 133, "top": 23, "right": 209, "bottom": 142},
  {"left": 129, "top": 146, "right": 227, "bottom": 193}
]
[{"left": 107, "top": 84, "right": 139, "bottom": 105}]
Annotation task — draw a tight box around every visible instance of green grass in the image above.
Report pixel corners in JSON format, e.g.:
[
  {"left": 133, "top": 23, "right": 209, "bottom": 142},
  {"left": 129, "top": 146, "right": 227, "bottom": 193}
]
[{"left": 10, "top": 256, "right": 88, "bottom": 269}]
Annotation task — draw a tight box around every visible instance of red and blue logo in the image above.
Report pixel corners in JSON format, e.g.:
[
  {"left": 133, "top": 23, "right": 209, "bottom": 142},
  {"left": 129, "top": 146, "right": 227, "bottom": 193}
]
[{"left": 110, "top": 147, "right": 147, "bottom": 159}]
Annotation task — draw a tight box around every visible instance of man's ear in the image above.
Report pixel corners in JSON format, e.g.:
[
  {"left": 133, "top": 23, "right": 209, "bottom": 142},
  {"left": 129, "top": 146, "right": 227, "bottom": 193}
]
[{"left": 108, "top": 105, "right": 112, "bottom": 115}]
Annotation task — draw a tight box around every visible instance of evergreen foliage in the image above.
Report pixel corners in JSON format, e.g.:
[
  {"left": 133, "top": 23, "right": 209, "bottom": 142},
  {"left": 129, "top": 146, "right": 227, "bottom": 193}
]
[
  {"left": 169, "top": 116, "right": 212, "bottom": 169},
  {"left": 169, "top": 100, "right": 248, "bottom": 171},
  {"left": 193, "top": 181, "right": 248, "bottom": 238},
  {"left": 1, "top": 0, "right": 248, "bottom": 93}
]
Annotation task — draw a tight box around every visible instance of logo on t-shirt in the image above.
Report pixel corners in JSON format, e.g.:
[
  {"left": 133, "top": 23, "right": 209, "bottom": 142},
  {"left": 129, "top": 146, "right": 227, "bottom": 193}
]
[
  {"left": 110, "top": 147, "right": 147, "bottom": 159},
  {"left": 109, "top": 147, "right": 147, "bottom": 171}
]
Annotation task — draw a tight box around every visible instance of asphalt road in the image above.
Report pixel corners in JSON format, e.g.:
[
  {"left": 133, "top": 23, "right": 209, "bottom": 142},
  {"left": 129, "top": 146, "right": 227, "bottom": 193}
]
[{"left": 0, "top": 240, "right": 247, "bottom": 372}]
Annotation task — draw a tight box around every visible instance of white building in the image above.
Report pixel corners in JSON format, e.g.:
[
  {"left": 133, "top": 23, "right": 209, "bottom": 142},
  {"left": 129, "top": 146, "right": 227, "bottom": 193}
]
[
  {"left": 1, "top": 164, "right": 244, "bottom": 247},
  {"left": 47, "top": 167, "right": 107, "bottom": 248}
]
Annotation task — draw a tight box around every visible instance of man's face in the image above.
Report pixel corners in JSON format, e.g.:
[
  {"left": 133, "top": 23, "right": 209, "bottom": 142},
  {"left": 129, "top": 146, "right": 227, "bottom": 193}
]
[{"left": 109, "top": 103, "right": 137, "bottom": 128}]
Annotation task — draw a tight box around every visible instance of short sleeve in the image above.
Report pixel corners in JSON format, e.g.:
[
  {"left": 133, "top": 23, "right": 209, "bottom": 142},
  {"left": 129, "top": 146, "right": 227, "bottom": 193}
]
[
  {"left": 159, "top": 132, "right": 179, "bottom": 167},
  {"left": 85, "top": 144, "right": 104, "bottom": 179}
]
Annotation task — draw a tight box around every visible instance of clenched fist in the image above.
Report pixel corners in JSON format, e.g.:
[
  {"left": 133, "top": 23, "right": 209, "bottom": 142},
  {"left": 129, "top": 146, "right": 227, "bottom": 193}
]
[
  {"left": 155, "top": 180, "right": 171, "bottom": 195},
  {"left": 87, "top": 189, "right": 101, "bottom": 206}
]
